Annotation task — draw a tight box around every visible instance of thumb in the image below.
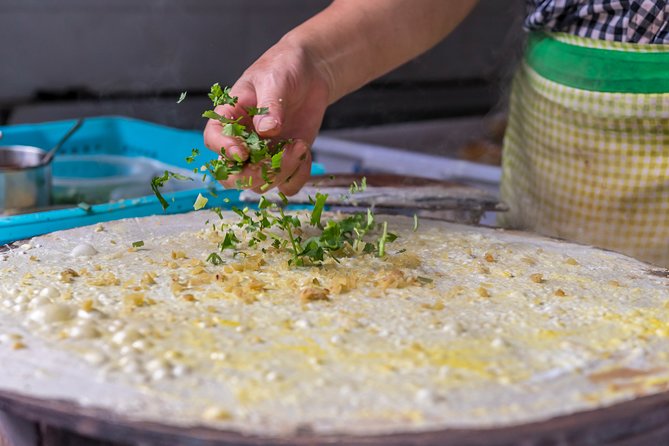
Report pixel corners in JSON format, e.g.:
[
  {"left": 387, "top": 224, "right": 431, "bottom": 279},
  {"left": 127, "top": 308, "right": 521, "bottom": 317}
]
[{"left": 252, "top": 93, "right": 285, "bottom": 138}]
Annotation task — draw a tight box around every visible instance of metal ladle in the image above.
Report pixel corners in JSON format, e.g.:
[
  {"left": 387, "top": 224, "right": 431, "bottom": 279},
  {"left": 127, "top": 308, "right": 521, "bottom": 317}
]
[{"left": 41, "top": 118, "right": 84, "bottom": 165}]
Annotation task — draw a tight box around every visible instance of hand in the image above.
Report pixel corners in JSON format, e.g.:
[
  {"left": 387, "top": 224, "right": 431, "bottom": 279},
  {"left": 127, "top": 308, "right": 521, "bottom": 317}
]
[{"left": 204, "top": 39, "right": 331, "bottom": 196}]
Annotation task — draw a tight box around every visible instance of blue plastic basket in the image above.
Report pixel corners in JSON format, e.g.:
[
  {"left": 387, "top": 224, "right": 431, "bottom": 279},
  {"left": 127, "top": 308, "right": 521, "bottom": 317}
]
[{"left": 0, "top": 116, "right": 324, "bottom": 244}]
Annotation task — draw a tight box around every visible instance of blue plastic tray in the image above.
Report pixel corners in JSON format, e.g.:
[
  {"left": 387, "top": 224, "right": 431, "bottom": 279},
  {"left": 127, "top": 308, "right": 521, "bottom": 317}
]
[
  {"left": 0, "top": 116, "right": 203, "bottom": 168},
  {"left": 0, "top": 116, "right": 324, "bottom": 244}
]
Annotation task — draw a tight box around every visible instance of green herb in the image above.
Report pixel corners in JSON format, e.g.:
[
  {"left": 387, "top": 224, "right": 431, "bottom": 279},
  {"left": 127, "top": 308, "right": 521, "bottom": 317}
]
[
  {"left": 277, "top": 192, "right": 289, "bottom": 206},
  {"left": 211, "top": 207, "right": 223, "bottom": 219},
  {"left": 193, "top": 193, "right": 208, "bottom": 210},
  {"left": 177, "top": 91, "right": 187, "bottom": 104},
  {"left": 349, "top": 177, "right": 367, "bottom": 194},
  {"left": 377, "top": 221, "right": 397, "bottom": 257},
  {"left": 132, "top": 241, "right": 144, "bottom": 248},
  {"left": 77, "top": 202, "right": 92, "bottom": 212},
  {"left": 151, "top": 170, "right": 193, "bottom": 210},
  {"left": 219, "top": 229, "right": 240, "bottom": 251},
  {"left": 271, "top": 151, "right": 283, "bottom": 170},
  {"left": 258, "top": 196, "right": 271, "bottom": 209},
  {"left": 310, "top": 192, "right": 328, "bottom": 227},
  {"left": 417, "top": 276, "right": 433, "bottom": 284},
  {"left": 151, "top": 83, "right": 402, "bottom": 267},
  {"left": 413, "top": 214, "right": 419, "bottom": 232},
  {"left": 186, "top": 148, "right": 200, "bottom": 164},
  {"left": 245, "top": 106, "right": 269, "bottom": 116},
  {"left": 206, "top": 252, "right": 224, "bottom": 265},
  {"left": 200, "top": 85, "right": 289, "bottom": 187},
  {"left": 208, "top": 83, "right": 237, "bottom": 107},
  {"left": 223, "top": 121, "right": 246, "bottom": 137}
]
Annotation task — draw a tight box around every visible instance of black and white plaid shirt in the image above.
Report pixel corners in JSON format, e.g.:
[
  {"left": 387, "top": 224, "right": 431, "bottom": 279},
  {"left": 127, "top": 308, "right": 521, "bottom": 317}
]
[{"left": 525, "top": 0, "right": 669, "bottom": 43}]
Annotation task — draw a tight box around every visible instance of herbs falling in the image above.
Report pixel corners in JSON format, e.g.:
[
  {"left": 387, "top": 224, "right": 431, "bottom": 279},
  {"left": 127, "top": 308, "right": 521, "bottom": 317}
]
[
  {"left": 152, "top": 83, "right": 399, "bottom": 267},
  {"left": 200, "top": 83, "right": 288, "bottom": 190}
]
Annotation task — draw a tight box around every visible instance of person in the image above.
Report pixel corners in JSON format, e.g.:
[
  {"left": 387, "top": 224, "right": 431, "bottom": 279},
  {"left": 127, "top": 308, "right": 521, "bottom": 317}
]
[{"left": 204, "top": 0, "right": 669, "bottom": 267}]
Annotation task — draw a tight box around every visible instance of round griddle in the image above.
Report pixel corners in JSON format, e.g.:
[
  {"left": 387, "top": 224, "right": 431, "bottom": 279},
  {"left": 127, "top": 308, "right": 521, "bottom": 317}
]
[
  {"left": 1, "top": 388, "right": 669, "bottom": 445},
  {"left": 2, "top": 176, "right": 669, "bottom": 445}
]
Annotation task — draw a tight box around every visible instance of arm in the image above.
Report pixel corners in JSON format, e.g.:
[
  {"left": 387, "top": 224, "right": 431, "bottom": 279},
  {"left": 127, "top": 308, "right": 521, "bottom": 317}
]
[
  {"left": 292, "top": 0, "right": 479, "bottom": 103},
  {"left": 204, "top": 0, "right": 478, "bottom": 195}
]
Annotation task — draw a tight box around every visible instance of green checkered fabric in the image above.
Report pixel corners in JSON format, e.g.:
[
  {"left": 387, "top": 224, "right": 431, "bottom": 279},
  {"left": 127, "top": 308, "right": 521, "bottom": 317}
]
[{"left": 499, "top": 33, "right": 669, "bottom": 266}]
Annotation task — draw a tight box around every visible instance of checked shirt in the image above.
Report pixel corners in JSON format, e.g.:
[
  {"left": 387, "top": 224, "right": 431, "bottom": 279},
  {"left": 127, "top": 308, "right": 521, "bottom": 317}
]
[{"left": 525, "top": 0, "right": 669, "bottom": 43}]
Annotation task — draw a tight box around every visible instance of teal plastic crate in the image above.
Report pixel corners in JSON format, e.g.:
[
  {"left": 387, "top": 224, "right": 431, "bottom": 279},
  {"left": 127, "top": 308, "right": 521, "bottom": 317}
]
[
  {"left": 0, "top": 116, "right": 203, "bottom": 169},
  {"left": 0, "top": 116, "right": 324, "bottom": 244}
]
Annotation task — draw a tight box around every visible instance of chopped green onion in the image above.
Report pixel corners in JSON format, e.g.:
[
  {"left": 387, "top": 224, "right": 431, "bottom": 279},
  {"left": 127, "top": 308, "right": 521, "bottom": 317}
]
[
  {"left": 278, "top": 192, "right": 289, "bottom": 206},
  {"left": 310, "top": 193, "right": 328, "bottom": 227},
  {"left": 258, "top": 196, "right": 270, "bottom": 209},
  {"left": 378, "top": 221, "right": 388, "bottom": 257},
  {"left": 271, "top": 151, "right": 283, "bottom": 170}
]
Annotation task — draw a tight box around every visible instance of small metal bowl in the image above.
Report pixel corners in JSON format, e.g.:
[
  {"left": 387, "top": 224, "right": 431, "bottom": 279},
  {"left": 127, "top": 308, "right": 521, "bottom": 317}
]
[{"left": 0, "top": 145, "right": 51, "bottom": 214}]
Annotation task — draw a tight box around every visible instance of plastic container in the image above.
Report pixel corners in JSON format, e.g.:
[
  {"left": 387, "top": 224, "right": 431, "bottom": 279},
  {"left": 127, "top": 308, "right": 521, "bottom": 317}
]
[
  {"left": 52, "top": 155, "right": 197, "bottom": 204},
  {"left": 0, "top": 116, "right": 207, "bottom": 170},
  {"left": 0, "top": 116, "right": 325, "bottom": 244}
]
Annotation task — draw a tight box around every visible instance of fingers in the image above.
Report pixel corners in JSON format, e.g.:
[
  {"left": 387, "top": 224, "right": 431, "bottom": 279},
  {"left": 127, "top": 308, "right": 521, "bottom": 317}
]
[
  {"left": 279, "top": 144, "right": 312, "bottom": 196},
  {"left": 271, "top": 140, "right": 309, "bottom": 184},
  {"left": 204, "top": 105, "right": 250, "bottom": 162},
  {"left": 204, "top": 82, "right": 258, "bottom": 161},
  {"left": 279, "top": 157, "right": 311, "bottom": 197},
  {"left": 252, "top": 97, "right": 284, "bottom": 139},
  {"left": 203, "top": 76, "right": 311, "bottom": 195},
  {"left": 218, "top": 140, "right": 311, "bottom": 195},
  {"left": 220, "top": 163, "right": 265, "bottom": 191},
  {"left": 249, "top": 69, "right": 289, "bottom": 139}
]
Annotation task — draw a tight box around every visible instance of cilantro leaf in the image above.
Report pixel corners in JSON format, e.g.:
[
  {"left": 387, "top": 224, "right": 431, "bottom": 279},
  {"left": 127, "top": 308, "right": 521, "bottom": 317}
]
[
  {"left": 222, "top": 122, "right": 246, "bottom": 137},
  {"left": 208, "top": 83, "right": 237, "bottom": 107},
  {"left": 151, "top": 170, "right": 193, "bottom": 210},
  {"left": 186, "top": 148, "right": 200, "bottom": 164},
  {"left": 245, "top": 106, "right": 269, "bottom": 116}
]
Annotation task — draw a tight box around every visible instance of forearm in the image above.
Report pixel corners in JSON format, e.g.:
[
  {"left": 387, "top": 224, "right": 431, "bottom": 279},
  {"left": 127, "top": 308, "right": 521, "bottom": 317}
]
[{"left": 281, "top": 0, "right": 478, "bottom": 103}]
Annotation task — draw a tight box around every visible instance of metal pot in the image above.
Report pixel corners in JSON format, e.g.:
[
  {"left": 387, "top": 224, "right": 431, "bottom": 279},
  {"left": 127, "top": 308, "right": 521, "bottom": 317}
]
[{"left": 0, "top": 145, "right": 51, "bottom": 214}]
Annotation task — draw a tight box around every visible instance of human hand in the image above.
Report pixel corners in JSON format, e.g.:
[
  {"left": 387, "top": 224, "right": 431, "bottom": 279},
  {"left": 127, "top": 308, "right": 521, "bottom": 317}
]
[{"left": 203, "top": 40, "right": 331, "bottom": 196}]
